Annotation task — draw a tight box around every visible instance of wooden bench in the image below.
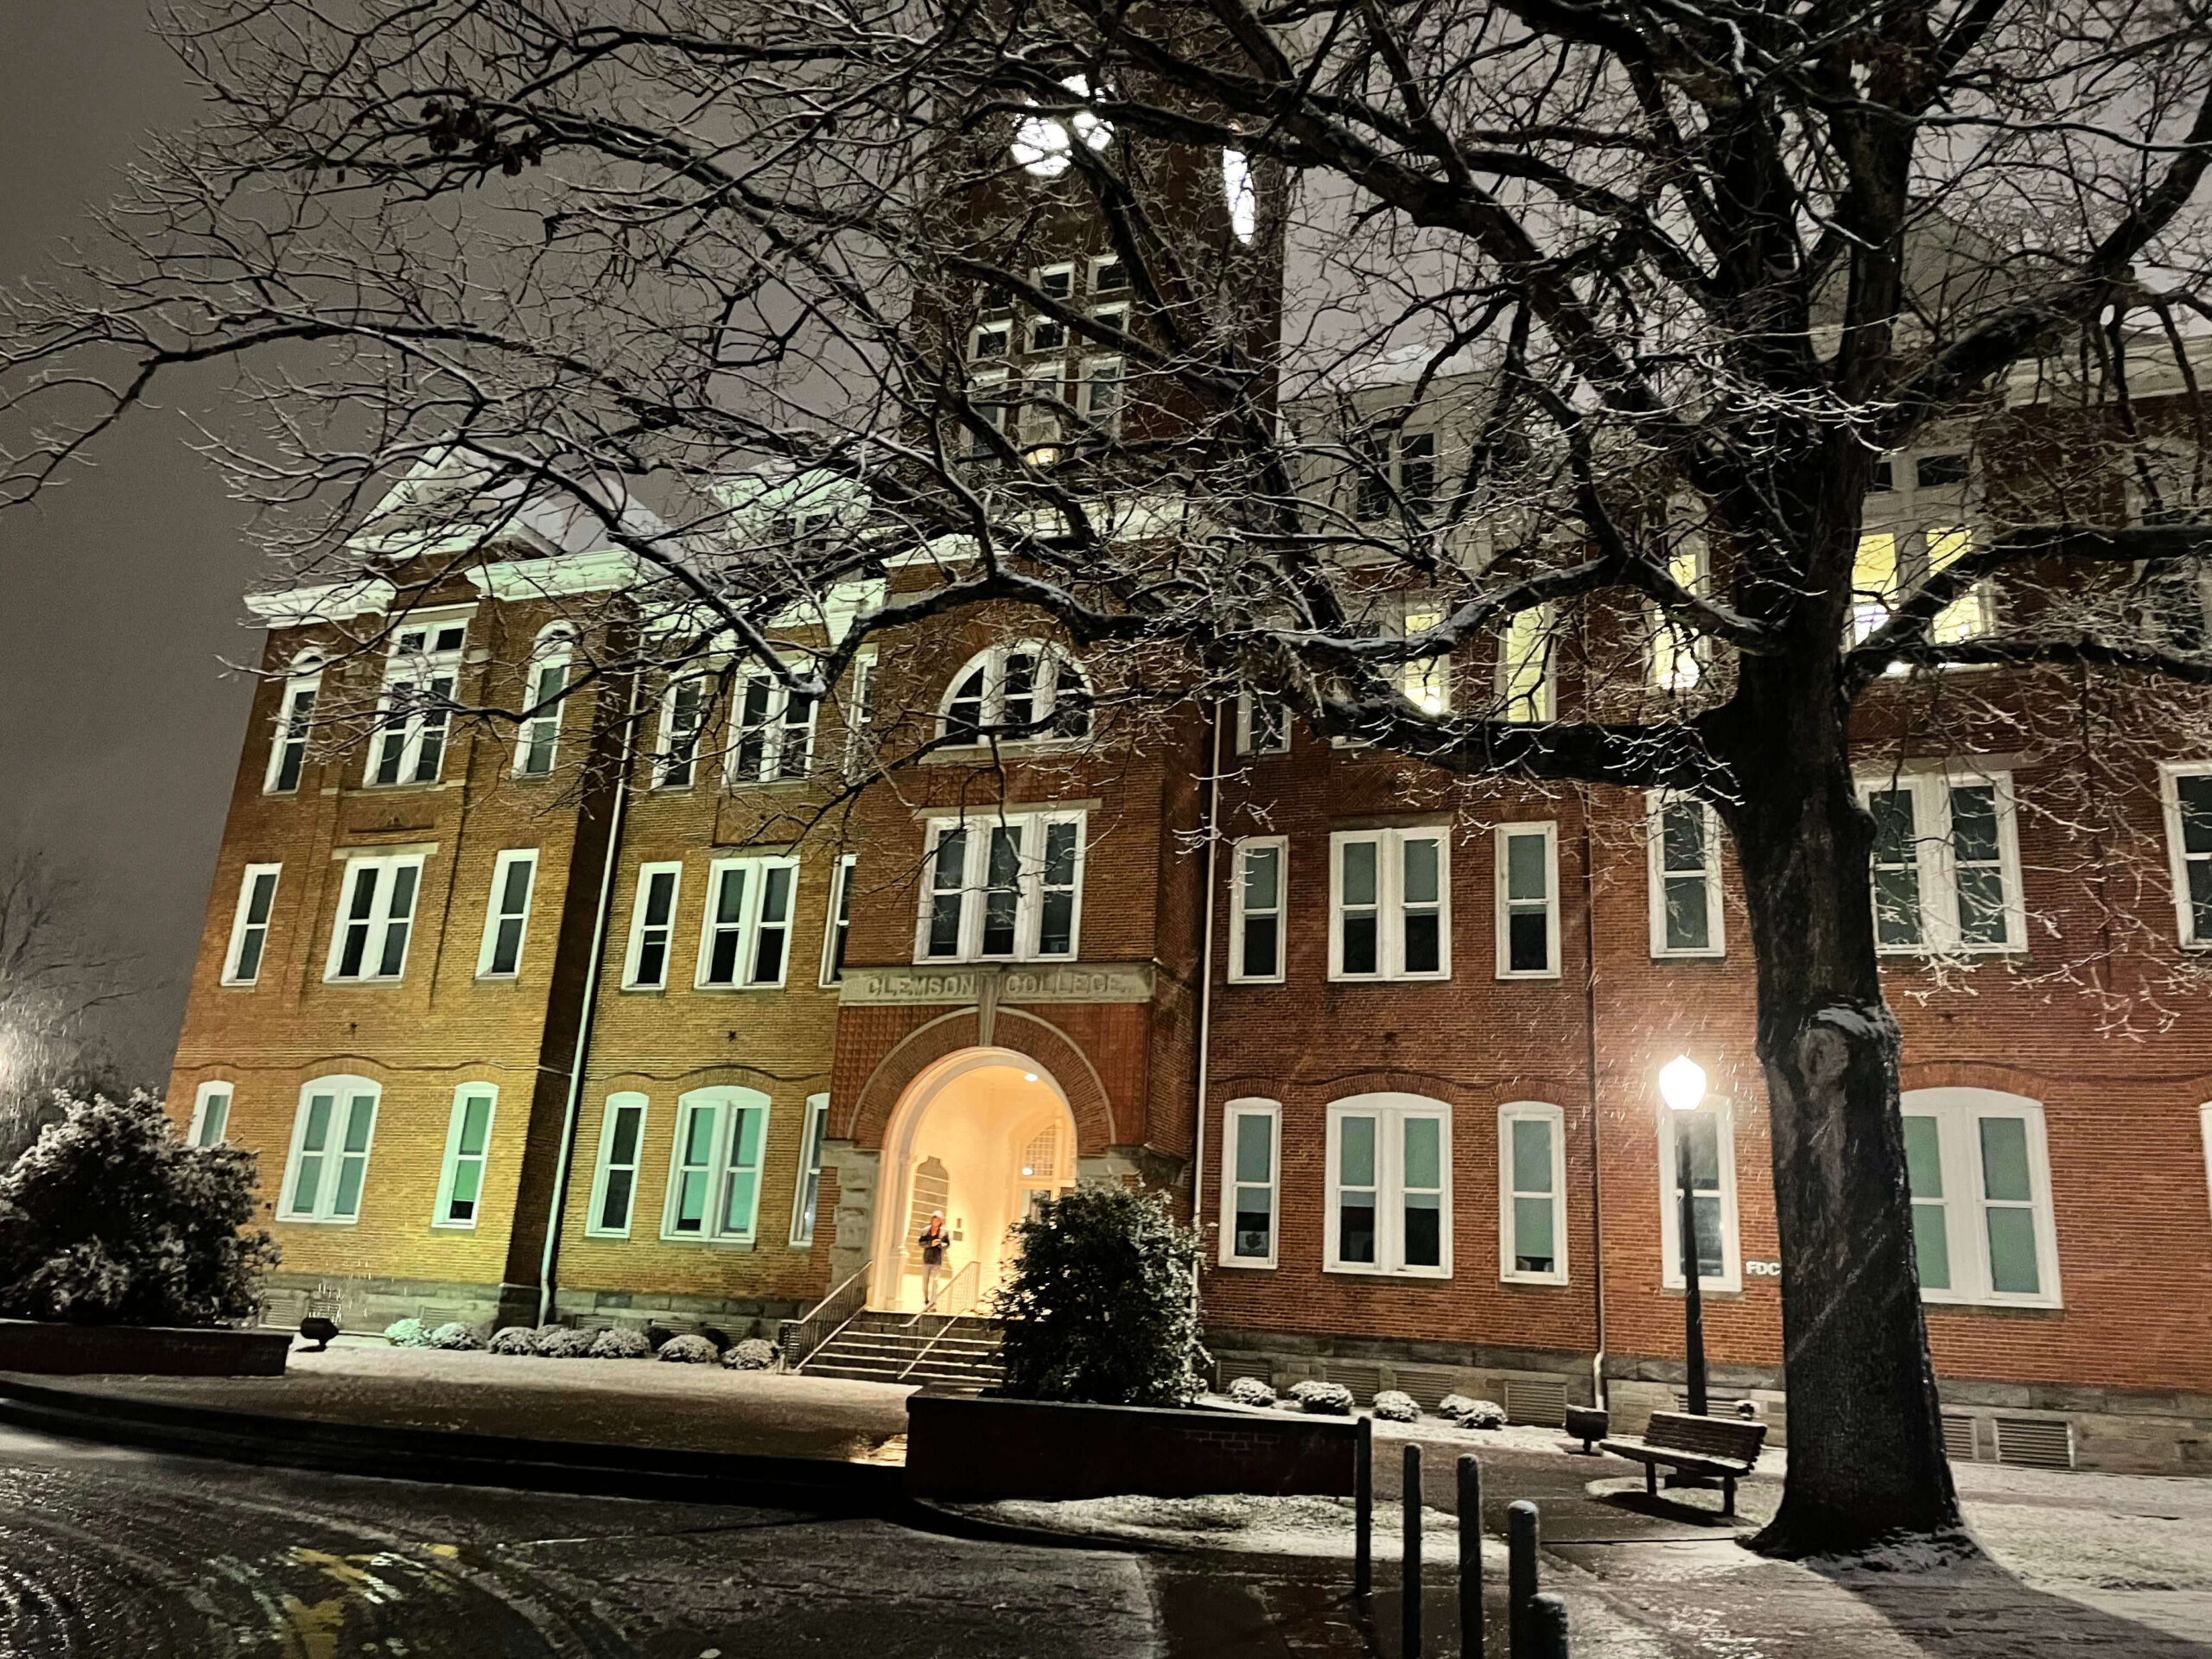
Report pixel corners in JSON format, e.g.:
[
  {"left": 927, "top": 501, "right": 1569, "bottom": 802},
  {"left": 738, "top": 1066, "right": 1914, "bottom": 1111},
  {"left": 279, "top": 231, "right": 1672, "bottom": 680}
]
[{"left": 1599, "top": 1410, "right": 1768, "bottom": 1516}]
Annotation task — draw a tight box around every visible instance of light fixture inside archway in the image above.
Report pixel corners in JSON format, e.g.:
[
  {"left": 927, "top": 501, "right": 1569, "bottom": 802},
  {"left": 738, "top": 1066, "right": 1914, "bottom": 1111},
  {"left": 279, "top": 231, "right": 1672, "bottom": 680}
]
[{"left": 1012, "top": 76, "right": 1114, "bottom": 179}]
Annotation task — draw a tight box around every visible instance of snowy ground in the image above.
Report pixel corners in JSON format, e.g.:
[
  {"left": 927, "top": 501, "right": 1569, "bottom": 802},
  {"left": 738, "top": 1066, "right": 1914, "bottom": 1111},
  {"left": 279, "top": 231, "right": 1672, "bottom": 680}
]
[{"left": 969, "top": 1491, "right": 1461, "bottom": 1560}]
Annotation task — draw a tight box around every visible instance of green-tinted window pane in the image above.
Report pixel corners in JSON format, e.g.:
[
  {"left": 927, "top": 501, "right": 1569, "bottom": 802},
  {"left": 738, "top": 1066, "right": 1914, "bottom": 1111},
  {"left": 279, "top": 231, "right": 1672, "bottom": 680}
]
[
  {"left": 1234, "top": 1113, "right": 1273, "bottom": 1184},
  {"left": 1985, "top": 1205, "right": 2041, "bottom": 1294},
  {"left": 1979, "top": 1117, "right": 2032, "bottom": 1202},
  {"left": 290, "top": 1156, "right": 322, "bottom": 1212},
  {"left": 1342, "top": 841, "right": 1377, "bottom": 907},
  {"left": 598, "top": 1168, "right": 634, "bottom": 1231},
  {"left": 2179, "top": 776, "right": 2212, "bottom": 855},
  {"left": 1874, "top": 868, "right": 1923, "bottom": 946},
  {"left": 676, "top": 1171, "right": 706, "bottom": 1230},
  {"left": 1912, "top": 1199, "right": 1952, "bottom": 1291},
  {"left": 1402, "top": 837, "right": 1440, "bottom": 906},
  {"left": 197, "top": 1095, "right": 230, "bottom": 1147},
  {"left": 302, "top": 1095, "right": 334, "bottom": 1152},
  {"left": 450, "top": 1159, "right": 483, "bottom": 1209},
  {"left": 732, "top": 1105, "right": 765, "bottom": 1168},
  {"left": 1244, "top": 846, "right": 1279, "bottom": 910},
  {"left": 1664, "top": 875, "right": 1711, "bottom": 951},
  {"left": 1902, "top": 1116, "right": 1944, "bottom": 1198},
  {"left": 1402, "top": 1116, "right": 1440, "bottom": 1189},
  {"left": 723, "top": 1169, "right": 759, "bottom": 1234},
  {"left": 458, "top": 1096, "right": 492, "bottom": 1157},
  {"left": 1513, "top": 1196, "right": 1554, "bottom": 1269},
  {"left": 1340, "top": 1115, "right": 1376, "bottom": 1188},
  {"left": 684, "top": 1108, "right": 716, "bottom": 1166},
  {"left": 343, "top": 1096, "right": 376, "bottom": 1154},
  {"left": 1955, "top": 866, "right": 2008, "bottom": 945},
  {"left": 1871, "top": 790, "right": 1916, "bottom": 865},
  {"left": 1511, "top": 1116, "right": 1553, "bottom": 1195},
  {"left": 1662, "top": 804, "right": 1704, "bottom": 873},
  {"left": 715, "top": 868, "right": 747, "bottom": 925},
  {"left": 1949, "top": 785, "right": 1999, "bottom": 864},
  {"left": 609, "top": 1104, "right": 641, "bottom": 1166},
  {"left": 332, "top": 1154, "right": 366, "bottom": 1217},
  {"left": 1507, "top": 832, "right": 1547, "bottom": 901}
]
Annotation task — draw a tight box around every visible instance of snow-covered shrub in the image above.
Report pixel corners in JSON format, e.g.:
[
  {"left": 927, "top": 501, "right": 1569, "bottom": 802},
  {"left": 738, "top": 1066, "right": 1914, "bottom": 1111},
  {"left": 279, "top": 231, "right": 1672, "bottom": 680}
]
[
  {"left": 722, "top": 1336, "right": 777, "bottom": 1370},
  {"left": 1289, "top": 1380, "right": 1354, "bottom": 1415},
  {"left": 993, "top": 1184, "right": 1207, "bottom": 1407},
  {"left": 537, "top": 1324, "right": 599, "bottom": 1358},
  {"left": 383, "top": 1317, "right": 432, "bottom": 1348},
  {"left": 1370, "top": 1389, "right": 1421, "bottom": 1423},
  {"left": 1459, "top": 1398, "right": 1507, "bottom": 1429},
  {"left": 1226, "top": 1376, "right": 1277, "bottom": 1408},
  {"left": 428, "top": 1321, "right": 482, "bottom": 1351},
  {"left": 487, "top": 1325, "right": 540, "bottom": 1356},
  {"left": 588, "top": 1326, "right": 652, "bottom": 1360},
  {"left": 657, "top": 1332, "right": 720, "bottom": 1364},
  {"left": 0, "top": 1087, "right": 276, "bottom": 1325}
]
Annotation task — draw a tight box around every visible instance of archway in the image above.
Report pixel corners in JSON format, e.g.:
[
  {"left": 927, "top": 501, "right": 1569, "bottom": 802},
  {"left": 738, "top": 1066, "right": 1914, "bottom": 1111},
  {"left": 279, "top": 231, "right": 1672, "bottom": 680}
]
[{"left": 868, "top": 1047, "right": 1079, "bottom": 1313}]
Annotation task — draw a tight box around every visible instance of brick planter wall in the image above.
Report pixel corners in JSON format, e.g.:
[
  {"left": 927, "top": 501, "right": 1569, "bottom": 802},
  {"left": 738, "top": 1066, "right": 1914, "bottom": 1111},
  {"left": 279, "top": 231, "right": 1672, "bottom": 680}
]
[{"left": 0, "top": 1319, "right": 291, "bottom": 1377}]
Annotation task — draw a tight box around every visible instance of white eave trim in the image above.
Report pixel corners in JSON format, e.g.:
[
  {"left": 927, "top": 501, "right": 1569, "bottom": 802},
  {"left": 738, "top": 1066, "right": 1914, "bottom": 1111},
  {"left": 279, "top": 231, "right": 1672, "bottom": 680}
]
[
  {"left": 470, "top": 548, "right": 646, "bottom": 601},
  {"left": 245, "top": 578, "right": 397, "bottom": 626}
]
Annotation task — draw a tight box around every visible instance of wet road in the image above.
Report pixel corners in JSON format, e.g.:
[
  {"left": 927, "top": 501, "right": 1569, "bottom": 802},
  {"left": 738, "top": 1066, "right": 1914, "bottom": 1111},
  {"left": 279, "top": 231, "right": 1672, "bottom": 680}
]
[{"left": 0, "top": 1425, "right": 1159, "bottom": 1658}]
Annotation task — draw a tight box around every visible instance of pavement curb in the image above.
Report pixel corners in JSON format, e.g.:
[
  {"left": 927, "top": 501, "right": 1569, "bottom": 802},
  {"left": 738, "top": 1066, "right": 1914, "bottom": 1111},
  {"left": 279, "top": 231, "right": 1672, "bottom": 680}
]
[{"left": 0, "top": 1374, "right": 903, "bottom": 1516}]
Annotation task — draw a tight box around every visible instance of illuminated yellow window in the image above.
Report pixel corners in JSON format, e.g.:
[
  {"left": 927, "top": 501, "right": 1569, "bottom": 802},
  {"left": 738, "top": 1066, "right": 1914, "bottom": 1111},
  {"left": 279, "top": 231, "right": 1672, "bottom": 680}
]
[
  {"left": 1497, "top": 606, "right": 1554, "bottom": 721},
  {"left": 1853, "top": 533, "right": 1899, "bottom": 641},
  {"left": 1925, "top": 526, "right": 1991, "bottom": 643},
  {"left": 1400, "top": 606, "right": 1451, "bottom": 714},
  {"left": 1650, "top": 543, "right": 1711, "bottom": 690}
]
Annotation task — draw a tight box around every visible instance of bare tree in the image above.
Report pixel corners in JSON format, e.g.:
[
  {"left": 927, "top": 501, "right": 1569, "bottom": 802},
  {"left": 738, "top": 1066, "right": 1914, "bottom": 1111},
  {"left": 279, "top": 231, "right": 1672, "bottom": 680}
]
[
  {"left": 0, "top": 846, "right": 137, "bottom": 1163},
  {"left": 5, "top": 0, "right": 2212, "bottom": 1554}
]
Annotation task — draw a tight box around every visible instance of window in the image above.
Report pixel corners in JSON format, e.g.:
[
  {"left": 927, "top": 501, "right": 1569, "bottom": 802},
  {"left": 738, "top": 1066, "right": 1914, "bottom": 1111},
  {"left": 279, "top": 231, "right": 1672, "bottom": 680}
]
[
  {"left": 1330, "top": 828, "right": 1449, "bottom": 981},
  {"left": 1659, "top": 1101, "right": 1740, "bottom": 1291},
  {"left": 843, "top": 652, "right": 877, "bottom": 779},
  {"left": 1229, "top": 838, "right": 1287, "bottom": 983},
  {"left": 1223, "top": 148, "right": 1256, "bottom": 242},
  {"left": 1080, "top": 355, "right": 1123, "bottom": 436},
  {"left": 370, "top": 620, "right": 466, "bottom": 786},
  {"left": 821, "top": 855, "right": 857, "bottom": 987},
  {"left": 1649, "top": 537, "right": 1712, "bottom": 691},
  {"left": 1090, "top": 253, "right": 1128, "bottom": 293},
  {"left": 917, "top": 811, "right": 1085, "bottom": 962},
  {"left": 791, "top": 1092, "right": 830, "bottom": 1246},
  {"left": 696, "top": 855, "right": 798, "bottom": 988},
  {"left": 663, "top": 1087, "right": 772, "bottom": 1243},
  {"left": 968, "top": 366, "right": 1011, "bottom": 458},
  {"left": 517, "top": 630, "right": 571, "bottom": 777},
  {"left": 1354, "top": 430, "right": 1437, "bottom": 522},
  {"left": 1325, "top": 1095, "right": 1452, "bottom": 1276},
  {"left": 221, "top": 863, "right": 282, "bottom": 986},
  {"left": 2161, "top": 763, "right": 2212, "bottom": 947},
  {"left": 279, "top": 1077, "right": 379, "bottom": 1223},
  {"left": 1399, "top": 601, "right": 1452, "bottom": 715},
  {"left": 654, "top": 674, "right": 709, "bottom": 788},
  {"left": 1854, "top": 453, "right": 1990, "bottom": 645},
  {"left": 188, "top": 1082, "right": 232, "bottom": 1147},
  {"left": 476, "top": 849, "right": 537, "bottom": 979},
  {"left": 1499, "top": 1103, "right": 1567, "bottom": 1284},
  {"left": 325, "top": 855, "right": 424, "bottom": 982},
  {"left": 622, "top": 862, "right": 683, "bottom": 989},
  {"left": 433, "top": 1085, "right": 497, "bottom": 1229},
  {"left": 1217, "top": 1099, "right": 1280, "bottom": 1267},
  {"left": 1236, "top": 691, "right": 1290, "bottom": 755},
  {"left": 264, "top": 658, "right": 321, "bottom": 793},
  {"left": 730, "top": 671, "right": 817, "bottom": 784},
  {"left": 585, "top": 1093, "right": 648, "bottom": 1237},
  {"left": 1859, "top": 771, "right": 2024, "bottom": 954},
  {"left": 1009, "top": 73, "right": 1112, "bottom": 179},
  {"left": 939, "top": 643, "right": 1090, "bottom": 743},
  {"left": 1497, "top": 606, "right": 1556, "bottom": 721},
  {"left": 1901, "top": 1088, "right": 2062, "bottom": 1306},
  {"left": 1495, "top": 823, "right": 1560, "bottom": 978},
  {"left": 1647, "top": 796, "right": 1725, "bottom": 957}
]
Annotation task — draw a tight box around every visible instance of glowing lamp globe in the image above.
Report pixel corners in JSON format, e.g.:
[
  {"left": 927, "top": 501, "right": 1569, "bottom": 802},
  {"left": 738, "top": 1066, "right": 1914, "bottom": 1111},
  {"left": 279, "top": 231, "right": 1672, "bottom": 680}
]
[{"left": 1659, "top": 1055, "right": 1707, "bottom": 1113}]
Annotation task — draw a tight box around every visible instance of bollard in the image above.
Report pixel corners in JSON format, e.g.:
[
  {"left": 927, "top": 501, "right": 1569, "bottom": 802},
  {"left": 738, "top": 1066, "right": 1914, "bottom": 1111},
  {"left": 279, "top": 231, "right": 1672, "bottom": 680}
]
[
  {"left": 1403, "top": 1442, "right": 1422, "bottom": 1658},
  {"left": 1528, "top": 1592, "right": 1569, "bottom": 1659},
  {"left": 1457, "top": 1455, "right": 1481, "bottom": 1659},
  {"left": 1355, "top": 1414, "right": 1374, "bottom": 1598},
  {"left": 1507, "top": 1500, "right": 1539, "bottom": 1656}
]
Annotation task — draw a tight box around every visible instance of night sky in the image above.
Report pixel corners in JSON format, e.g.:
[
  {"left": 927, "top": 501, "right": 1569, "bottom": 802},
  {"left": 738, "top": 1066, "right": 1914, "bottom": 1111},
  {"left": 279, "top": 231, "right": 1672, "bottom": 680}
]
[{"left": 0, "top": 5, "right": 267, "bottom": 1082}]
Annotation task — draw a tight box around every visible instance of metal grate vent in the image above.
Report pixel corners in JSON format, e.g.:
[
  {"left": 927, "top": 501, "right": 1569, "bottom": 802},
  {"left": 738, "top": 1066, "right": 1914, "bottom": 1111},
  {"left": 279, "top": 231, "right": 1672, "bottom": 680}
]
[
  {"left": 1941, "top": 1414, "right": 1979, "bottom": 1460},
  {"left": 1993, "top": 1416, "right": 2073, "bottom": 1470},
  {"left": 1325, "top": 1361, "right": 1387, "bottom": 1402},
  {"left": 1391, "top": 1364, "right": 1468, "bottom": 1409},
  {"left": 1503, "top": 1378, "right": 1570, "bottom": 1427}
]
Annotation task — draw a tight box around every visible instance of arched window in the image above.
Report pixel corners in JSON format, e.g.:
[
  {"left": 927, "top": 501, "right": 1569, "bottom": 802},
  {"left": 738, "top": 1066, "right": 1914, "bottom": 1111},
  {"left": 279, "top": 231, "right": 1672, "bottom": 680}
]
[
  {"left": 938, "top": 643, "right": 1090, "bottom": 743},
  {"left": 432, "top": 1083, "right": 498, "bottom": 1229},
  {"left": 1217, "top": 1098, "right": 1281, "bottom": 1268},
  {"left": 279, "top": 1075, "right": 381, "bottom": 1223},
  {"left": 1498, "top": 1102, "right": 1567, "bottom": 1284},
  {"left": 1011, "top": 75, "right": 1113, "bottom": 179},
  {"left": 517, "top": 626, "right": 573, "bottom": 777},
  {"left": 264, "top": 652, "right": 323, "bottom": 794},
  {"left": 1898, "top": 1087, "right": 2061, "bottom": 1307},
  {"left": 662, "top": 1086, "right": 772, "bottom": 1243},
  {"left": 1325, "top": 1092, "right": 1452, "bottom": 1277}
]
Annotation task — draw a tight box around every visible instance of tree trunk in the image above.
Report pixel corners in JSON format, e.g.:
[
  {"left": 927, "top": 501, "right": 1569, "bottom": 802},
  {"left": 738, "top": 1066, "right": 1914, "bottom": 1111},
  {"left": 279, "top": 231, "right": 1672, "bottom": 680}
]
[{"left": 1724, "top": 726, "right": 1966, "bottom": 1559}]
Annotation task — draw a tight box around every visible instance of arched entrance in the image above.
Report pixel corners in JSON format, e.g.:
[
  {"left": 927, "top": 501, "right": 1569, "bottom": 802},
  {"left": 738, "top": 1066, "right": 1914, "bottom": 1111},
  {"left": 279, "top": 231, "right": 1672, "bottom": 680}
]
[{"left": 868, "top": 1047, "right": 1078, "bottom": 1313}]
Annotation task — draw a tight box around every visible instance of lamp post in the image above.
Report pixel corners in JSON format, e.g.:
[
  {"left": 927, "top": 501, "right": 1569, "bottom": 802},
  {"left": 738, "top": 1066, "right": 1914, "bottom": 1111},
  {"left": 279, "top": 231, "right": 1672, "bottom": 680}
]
[{"left": 1658, "top": 1054, "right": 1709, "bottom": 1417}]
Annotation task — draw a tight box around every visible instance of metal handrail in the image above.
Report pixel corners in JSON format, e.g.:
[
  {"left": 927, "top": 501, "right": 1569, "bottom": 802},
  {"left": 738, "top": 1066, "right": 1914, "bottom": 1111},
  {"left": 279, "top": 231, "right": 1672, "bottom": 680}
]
[
  {"left": 897, "top": 1260, "right": 985, "bottom": 1382},
  {"left": 901, "top": 1255, "right": 979, "bottom": 1327},
  {"left": 781, "top": 1258, "right": 870, "bottom": 1371}
]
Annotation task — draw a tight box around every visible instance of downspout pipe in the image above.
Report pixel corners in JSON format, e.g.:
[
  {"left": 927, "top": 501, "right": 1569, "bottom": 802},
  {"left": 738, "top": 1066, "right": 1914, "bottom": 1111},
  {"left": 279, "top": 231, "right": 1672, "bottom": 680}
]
[
  {"left": 537, "top": 677, "right": 642, "bottom": 1325},
  {"left": 1580, "top": 795, "right": 1608, "bottom": 1411},
  {"left": 1191, "top": 702, "right": 1225, "bottom": 1236}
]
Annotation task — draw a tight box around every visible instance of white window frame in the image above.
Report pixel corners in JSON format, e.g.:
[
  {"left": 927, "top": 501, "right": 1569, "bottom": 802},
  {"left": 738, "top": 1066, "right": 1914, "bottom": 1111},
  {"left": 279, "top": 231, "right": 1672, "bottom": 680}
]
[
  {"left": 1498, "top": 1101, "right": 1569, "bottom": 1285},
  {"left": 1645, "top": 794, "right": 1726, "bottom": 959},
  {"left": 914, "top": 810, "right": 1087, "bottom": 963},
  {"left": 264, "top": 658, "right": 322, "bottom": 793},
  {"left": 1398, "top": 600, "right": 1452, "bottom": 715},
  {"left": 324, "top": 854, "right": 425, "bottom": 983},
  {"left": 653, "top": 672, "right": 711, "bottom": 789},
  {"left": 516, "top": 627, "right": 572, "bottom": 778},
  {"left": 2159, "top": 761, "right": 2212, "bottom": 949},
  {"left": 221, "top": 862, "right": 282, "bottom": 987},
  {"left": 431, "top": 1084, "right": 498, "bottom": 1230},
  {"left": 728, "top": 667, "right": 818, "bottom": 785},
  {"left": 1327, "top": 827, "right": 1452, "bottom": 982},
  {"left": 1079, "top": 353, "right": 1123, "bottom": 435},
  {"left": 1854, "top": 453, "right": 1993, "bottom": 646},
  {"left": 1859, "top": 769, "right": 2026, "bottom": 956},
  {"left": 843, "top": 651, "right": 877, "bottom": 779},
  {"left": 1089, "top": 252, "right": 1128, "bottom": 294},
  {"left": 1217, "top": 1097, "right": 1281, "bottom": 1268},
  {"left": 1324, "top": 1094, "right": 1453, "bottom": 1278},
  {"left": 621, "top": 861, "right": 684, "bottom": 990},
  {"left": 696, "top": 855, "right": 800, "bottom": 989},
  {"left": 1235, "top": 690, "right": 1291, "bottom": 756},
  {"left": 820, "top": 854, "right": 858, "bottom": 988},
  {"left": 790, "top": 1092, "right": 831, "bottom": 1247},
  {"left": 1900, "top": 1087, "right": 2063, "bottom": 1308},
  {"left": 936, "top": 643, "right": 1090, "bottom": 746},
  {"left": 278, "top": 1076, "right": 381, "bottom": 1224},
  {"left": 1658, "top": 1099, "right": 1741, "bottom": 1293},
  {"left": 584, "top": 1092, "right": 650, "bottom": 1238},
  {"left": 188, "top": 1081, "right": 232, "bottom": 1147},
  {"left": 475, "top": 849, "right": 538, "bottom": 980},
  {"left": 367, "top": 619, "right": 467, "bottom": 787},
  {"left": 1496, "top": 604, "right": 1556, "bottom": 721},
  {"left": 1228, "top": 836, "right": 1288, "bottom": 985},
  {"left": 1494, "top": 822, "right": 1561, "bottom": 980},
  {"left": 660, "top": 1086, "right": 772, "bottom": 1245}
]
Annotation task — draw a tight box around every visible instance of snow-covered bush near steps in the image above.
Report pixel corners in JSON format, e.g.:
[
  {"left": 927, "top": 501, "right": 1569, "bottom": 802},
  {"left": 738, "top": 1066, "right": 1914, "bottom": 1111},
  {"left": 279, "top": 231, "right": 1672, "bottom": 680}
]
[
  {"left": 1370, "top": 1389, "right": 1421, "bottom": 1423},
  {"left": 723, "top": 1337, "right": 777, "bottom": 1370},
  {"left": 382, "top": 1317, "right": 431, "bottom": 1349},
  {"left": 537, "top": 1324, "right": 599, "bottom": 1358},
  {"left": 657, "top": 1332, "right": 720, "bottom": 1364},
  {"left": 1226, "top": 1376, "right": 1277, "bottom": 1408},
  {"left": 428, "top": 1321, "right": 482, "bottom": 1351},
  {"left": 1439, "top": 1395, "right": 1505, "bottom": 1429},
  {"left": 588, "top": 1326, "right": 652, "bottom": 1360},
  {"left": 487, "top": 1325, "right": 540, "bottom": 1356},
  {"left": 1289, "top": 1380, "right": 1353, "bottom": 1415}
]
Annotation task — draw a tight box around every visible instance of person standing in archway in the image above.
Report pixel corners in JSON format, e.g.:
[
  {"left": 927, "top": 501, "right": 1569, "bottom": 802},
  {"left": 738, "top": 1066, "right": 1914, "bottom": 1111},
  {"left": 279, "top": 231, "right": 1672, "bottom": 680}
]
[{"left": 918, "top": 1211, "right": 950, "bottom": 1309}]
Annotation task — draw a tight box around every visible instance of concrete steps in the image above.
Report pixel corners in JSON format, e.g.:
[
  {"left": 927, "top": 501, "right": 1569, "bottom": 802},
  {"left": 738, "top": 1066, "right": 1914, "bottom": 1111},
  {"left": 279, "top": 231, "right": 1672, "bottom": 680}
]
[{"left": 799, "top": 1312, "right": 1004, "bottom": 1391}]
